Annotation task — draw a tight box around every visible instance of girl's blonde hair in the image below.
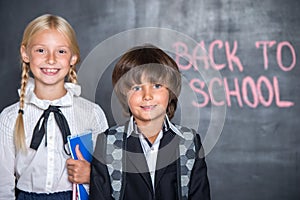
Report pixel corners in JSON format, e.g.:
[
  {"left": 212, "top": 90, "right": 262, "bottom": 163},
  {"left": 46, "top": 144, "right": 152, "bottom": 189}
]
[{"left": 15, "top": 14, "right": 80, "bottom": 152}]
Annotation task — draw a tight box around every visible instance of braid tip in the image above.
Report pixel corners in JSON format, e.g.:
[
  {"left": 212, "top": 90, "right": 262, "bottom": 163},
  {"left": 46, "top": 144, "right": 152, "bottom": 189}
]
[{"left": 18, "top": 109, "right": 24, "bottom": 115}]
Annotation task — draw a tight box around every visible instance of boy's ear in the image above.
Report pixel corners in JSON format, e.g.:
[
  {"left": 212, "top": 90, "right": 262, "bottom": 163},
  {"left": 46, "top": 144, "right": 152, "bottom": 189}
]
[
  {"left": 20, "top": 45, "right": 29, "bottom": 63},
  {"left": 70, "top": 55, "right": 78, "bottom": 65}
]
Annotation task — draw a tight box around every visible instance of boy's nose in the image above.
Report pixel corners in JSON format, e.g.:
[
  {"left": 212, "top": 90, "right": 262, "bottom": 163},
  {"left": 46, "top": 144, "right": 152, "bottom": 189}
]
[{"left": 143, "top": 87, "right": 153, "bottom": 100}]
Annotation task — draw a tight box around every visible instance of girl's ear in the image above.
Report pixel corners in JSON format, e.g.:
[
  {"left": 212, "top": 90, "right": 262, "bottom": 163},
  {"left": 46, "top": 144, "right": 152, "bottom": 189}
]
[
  {"left": 70, "top": 55, "right": 78, "bottom": 66},
  {"left": 20, "top": 45, "right": 29, "bottom": 63}
]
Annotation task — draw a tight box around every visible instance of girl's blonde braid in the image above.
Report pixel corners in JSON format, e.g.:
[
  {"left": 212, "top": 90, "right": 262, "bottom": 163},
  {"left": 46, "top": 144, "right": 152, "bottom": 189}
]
[
  {"left": 68, "top": 65, "right": 78, "bottom": 84},
  {"left": 14, "top": 62, "right": 29, "bottom": 152}
]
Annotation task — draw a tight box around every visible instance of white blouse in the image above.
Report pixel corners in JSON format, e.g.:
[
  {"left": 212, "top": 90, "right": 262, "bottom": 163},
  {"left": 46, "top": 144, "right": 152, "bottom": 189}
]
[{"left": 0, "top": 78, "right": 108, "bottom": 199}]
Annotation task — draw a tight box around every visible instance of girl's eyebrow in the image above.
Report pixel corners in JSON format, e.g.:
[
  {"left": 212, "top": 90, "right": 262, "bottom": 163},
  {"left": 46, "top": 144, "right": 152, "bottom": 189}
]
[{"left": 30, "top": 44, "right": 70, "bottom": 48}]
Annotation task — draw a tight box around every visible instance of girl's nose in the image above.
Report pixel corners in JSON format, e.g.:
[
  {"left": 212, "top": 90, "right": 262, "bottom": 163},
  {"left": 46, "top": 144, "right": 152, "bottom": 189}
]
[{"left": 46, "top": 52, "right": 56, "bottom": 65}]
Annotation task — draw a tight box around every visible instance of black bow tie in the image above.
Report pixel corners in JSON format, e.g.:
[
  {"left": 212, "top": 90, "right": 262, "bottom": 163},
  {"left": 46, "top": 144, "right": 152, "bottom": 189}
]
[{"left": 30, "top": 105, "right": 71, "bottom": 154}]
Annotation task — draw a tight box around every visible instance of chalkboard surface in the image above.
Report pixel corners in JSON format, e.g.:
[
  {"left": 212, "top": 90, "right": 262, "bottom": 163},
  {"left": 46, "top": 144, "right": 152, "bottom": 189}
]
[{"left": 0, "top": 1, "right": 299, "bottom": 199}]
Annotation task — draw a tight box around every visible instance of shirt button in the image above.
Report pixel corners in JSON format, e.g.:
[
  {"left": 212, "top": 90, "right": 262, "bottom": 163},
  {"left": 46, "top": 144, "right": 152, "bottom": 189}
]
[{"left": 47, "top": 182, "right": 51, "bottom": 185}]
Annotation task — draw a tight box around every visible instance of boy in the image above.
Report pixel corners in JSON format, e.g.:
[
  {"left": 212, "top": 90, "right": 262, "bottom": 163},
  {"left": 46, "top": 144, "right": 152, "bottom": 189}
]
[{"left": 90, "top": 44, "right": 210, "bottom": 200}]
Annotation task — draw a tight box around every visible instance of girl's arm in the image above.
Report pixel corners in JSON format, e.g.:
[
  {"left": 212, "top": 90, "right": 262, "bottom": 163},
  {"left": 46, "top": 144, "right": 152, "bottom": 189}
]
[
  {"left": 66, "top": 145, "right": 91, "bottom": 184},
  {"left": 0, "top": 110, "right": 16, "bottom": 199}
]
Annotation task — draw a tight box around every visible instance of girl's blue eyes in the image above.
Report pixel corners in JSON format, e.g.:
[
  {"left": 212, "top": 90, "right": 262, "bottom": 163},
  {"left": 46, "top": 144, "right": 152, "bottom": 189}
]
[
  {"left": 36, "top": 49, "right": 44, "bottom": 53},
  {"left": 34, "top": 48, "right": 68, "bottom": 54},
  {"left": 58, "top": 50, "right": 67, "bottom": 54}
]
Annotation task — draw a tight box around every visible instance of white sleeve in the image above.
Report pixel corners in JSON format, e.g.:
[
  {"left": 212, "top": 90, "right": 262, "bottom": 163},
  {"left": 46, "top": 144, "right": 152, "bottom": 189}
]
[
  {"left": 91, "top": 104, "right": 108, "bottom": 150},
  {"left": 0, "top": 109, "right": 16, "bottom": 200}
]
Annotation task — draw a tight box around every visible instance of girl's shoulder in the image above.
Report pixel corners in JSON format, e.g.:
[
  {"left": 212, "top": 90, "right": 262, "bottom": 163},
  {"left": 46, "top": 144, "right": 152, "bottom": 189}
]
[
  {"left": 73, "top": 96, "right": 104, "bottom": 111},
  {"left": 72, "top": 96, "right": 108, "bottom": 129},
  {"left": 0, "top": 102, "right": 19, "bottom": 130},
  {"left": 73, "top": 95, "right": 97, "bottom": 106},
  {"left": 0, "top": 102, "right": 19, "bottom": 118}
]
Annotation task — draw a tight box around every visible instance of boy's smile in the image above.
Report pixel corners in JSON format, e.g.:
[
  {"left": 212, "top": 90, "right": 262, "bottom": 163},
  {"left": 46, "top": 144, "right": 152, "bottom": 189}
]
[{"left": 140, "top": 105, "right": 157, "bottom": 111}]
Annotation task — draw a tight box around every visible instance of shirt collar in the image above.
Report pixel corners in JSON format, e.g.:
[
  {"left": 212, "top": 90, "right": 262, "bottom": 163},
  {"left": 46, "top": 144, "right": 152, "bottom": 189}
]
[
  {"left": 19, "top": 77, "right": 81, "bottom": 110},
  {"left": 127, "top": 115, "right": 184, "bottom": 138}
]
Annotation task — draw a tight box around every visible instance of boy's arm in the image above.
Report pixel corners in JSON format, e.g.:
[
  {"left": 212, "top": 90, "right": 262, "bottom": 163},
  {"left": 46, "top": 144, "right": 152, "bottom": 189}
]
[
  {"left": 188, "top": 133, "right": 211, "bottom": 200},
  {"left": 90, "top": 131, "right": 114, "bottom": 200}
]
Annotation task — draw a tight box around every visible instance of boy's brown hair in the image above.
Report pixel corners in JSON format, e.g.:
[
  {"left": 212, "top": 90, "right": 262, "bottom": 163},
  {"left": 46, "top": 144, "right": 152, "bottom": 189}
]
[{"left": 112, "top": 44, "right": 181, "bottom": 119}]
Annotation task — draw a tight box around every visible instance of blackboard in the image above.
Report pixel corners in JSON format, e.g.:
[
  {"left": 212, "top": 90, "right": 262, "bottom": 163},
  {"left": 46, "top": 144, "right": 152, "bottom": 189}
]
[{"left": 0, "top": 1, "right": 299, "bottom": 199}]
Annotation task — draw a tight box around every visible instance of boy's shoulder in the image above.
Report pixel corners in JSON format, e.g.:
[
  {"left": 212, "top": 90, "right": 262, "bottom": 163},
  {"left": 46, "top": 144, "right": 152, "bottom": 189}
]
[
  {"left": 171, "top": 123, "right": 197, "bottom": 137},
  {"left": 105, "top": 123, "right": 198, "bottom": 142},
  {"left": 173, "top": 124, "right": 193, "bottom": 131},
  {"left": 106, "top": 124, "right": 127, "bottom": 135},
  {"left": 108, "top": 121, "right": 130, "bottom": 134}
]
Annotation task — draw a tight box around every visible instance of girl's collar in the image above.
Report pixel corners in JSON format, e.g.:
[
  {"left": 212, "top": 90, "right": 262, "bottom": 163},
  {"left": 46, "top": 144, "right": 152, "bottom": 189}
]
[{"left": 19, "top": 77, "right": 81, "bottom": 110}]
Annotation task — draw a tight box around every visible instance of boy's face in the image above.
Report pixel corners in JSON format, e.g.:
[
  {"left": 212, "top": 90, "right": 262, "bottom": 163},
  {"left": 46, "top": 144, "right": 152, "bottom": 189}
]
[{"left": 127, "top": 79, "right": 169, "bottom": 127}]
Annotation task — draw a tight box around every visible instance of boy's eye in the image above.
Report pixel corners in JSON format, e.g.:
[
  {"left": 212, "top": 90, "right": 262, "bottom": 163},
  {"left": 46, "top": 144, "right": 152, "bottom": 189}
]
[
  {"left": 153, "top": 84, "right": 162, "bottom": 89},
  {"left": 132, "top": 85, "right": 142, "bottom": 91}
]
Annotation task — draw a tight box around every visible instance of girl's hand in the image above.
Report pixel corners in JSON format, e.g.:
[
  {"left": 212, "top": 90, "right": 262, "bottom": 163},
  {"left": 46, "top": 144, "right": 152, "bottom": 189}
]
[{"left": 66, "top": 144, "right": 90, "bottom": 184}]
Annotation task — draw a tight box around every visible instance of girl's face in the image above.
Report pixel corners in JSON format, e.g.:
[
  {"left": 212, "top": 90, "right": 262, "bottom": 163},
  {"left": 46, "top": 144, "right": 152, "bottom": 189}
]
[
  {"left": 21, "top": 29, "right": 77, "bottom": 91},
  {"left": 127, "top": 78, "right": 169, "bottom": 127}
]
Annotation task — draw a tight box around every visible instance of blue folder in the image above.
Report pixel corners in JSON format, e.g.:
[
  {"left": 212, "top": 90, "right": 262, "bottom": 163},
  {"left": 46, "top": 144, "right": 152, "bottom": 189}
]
[{"left": 67, "top": 132, "right": 92, "bottom": 200}]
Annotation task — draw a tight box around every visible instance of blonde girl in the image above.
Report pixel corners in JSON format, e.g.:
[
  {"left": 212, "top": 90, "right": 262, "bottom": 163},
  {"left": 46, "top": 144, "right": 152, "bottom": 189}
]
[{"left": 0, "top": 14, "right": 108, "bottom": 200}]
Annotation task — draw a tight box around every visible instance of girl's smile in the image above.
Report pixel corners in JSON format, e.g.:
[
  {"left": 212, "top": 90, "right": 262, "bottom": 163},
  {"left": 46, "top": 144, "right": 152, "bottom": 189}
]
[{"left": 41, "top": 67, "right": 60, "bottom": 75}]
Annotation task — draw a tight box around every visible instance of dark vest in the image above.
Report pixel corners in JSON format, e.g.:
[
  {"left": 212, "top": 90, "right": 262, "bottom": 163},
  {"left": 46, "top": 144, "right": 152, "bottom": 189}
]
[{"left": 105, "top": 125, "right": 196, "bottom": 200}]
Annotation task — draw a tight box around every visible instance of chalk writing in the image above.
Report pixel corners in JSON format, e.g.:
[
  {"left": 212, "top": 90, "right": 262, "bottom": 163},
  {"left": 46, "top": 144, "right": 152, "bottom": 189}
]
[
  {"left": 255, "top": 41, "right": 296, "bottom": 71},
  {"left": 173, "top": 40, "right": 296, "bottom": 108}
]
